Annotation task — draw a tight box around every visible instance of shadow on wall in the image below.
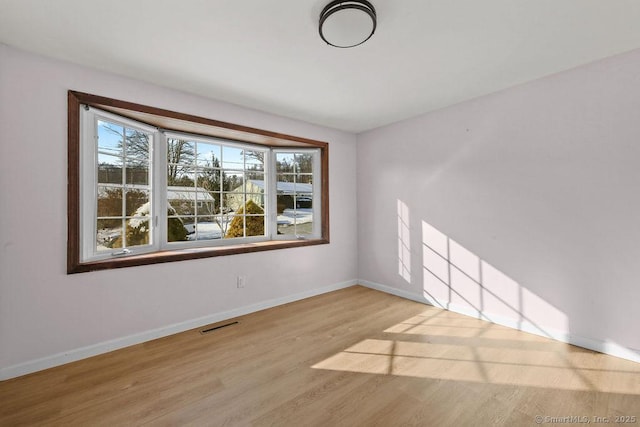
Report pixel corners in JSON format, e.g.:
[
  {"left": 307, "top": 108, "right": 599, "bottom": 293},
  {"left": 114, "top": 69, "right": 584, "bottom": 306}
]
[
  {"left": 395, "top": 199, "right": 640, "bottom": 365},
  {"left": 397, "top": 199, "right": 568, "bottom": 340}
]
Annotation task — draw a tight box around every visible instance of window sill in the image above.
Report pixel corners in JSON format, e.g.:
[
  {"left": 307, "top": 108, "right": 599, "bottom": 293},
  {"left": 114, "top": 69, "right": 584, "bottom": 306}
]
[{"left": 68, "top": 238, "right": 329, "bottom": 274}]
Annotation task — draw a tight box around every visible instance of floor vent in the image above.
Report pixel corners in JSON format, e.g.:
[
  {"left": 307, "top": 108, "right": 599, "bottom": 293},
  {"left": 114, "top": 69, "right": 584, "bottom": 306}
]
[{"left": 200, "top": 321, "right": 239, "bottom": 334}]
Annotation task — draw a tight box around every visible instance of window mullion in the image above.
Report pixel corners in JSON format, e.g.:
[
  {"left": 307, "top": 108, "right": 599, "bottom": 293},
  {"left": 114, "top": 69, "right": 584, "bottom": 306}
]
[
  {"left": 157, "top": 131, "right": 168, "bottom": 250},
  {"left": 313, "top": 150, "right": 321, "bottom": 237},
  {"left": 121, "top": 126, "right": 127, "bottom": 249},
  {"left": 81, "top": 110, "right": 98, "bottom": 261},
  {"left": 266, "top": 150, "right": 275, "bottom": 239},
  {"left": 293, "top": 156, "right": 298, "bottom": 236}
]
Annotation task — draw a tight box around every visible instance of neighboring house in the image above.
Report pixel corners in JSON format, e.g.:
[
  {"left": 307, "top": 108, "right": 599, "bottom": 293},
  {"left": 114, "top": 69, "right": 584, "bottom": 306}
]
[
  {"left": 98, "top": 163, "right": 217, "bottom": 216},
  {"left": 167, "top": 186, "right": 216, "bottom": 216},
  {"left": 229, "top": 180, "right": 312, "bottom": 211},
  {"left": 97, "top": 184, "right": 215, "bottom": 216}
]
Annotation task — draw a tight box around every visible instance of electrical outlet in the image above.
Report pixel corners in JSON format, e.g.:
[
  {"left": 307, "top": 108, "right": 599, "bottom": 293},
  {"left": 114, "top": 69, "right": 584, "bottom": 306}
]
[{"left": 237, "top": 276, "right": 246, "bottom": 288}]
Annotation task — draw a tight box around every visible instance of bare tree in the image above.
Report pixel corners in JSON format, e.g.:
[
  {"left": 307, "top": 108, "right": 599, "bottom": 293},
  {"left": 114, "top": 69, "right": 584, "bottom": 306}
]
[
  {"left": 166, "top": 139, "right": 195, "bottom": 185},
  {"left": 102, "top": 125, "right": 196, "bottom": 184}
]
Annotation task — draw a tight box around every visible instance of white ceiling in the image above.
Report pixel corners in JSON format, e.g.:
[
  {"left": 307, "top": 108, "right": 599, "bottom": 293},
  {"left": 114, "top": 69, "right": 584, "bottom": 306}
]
[{"left": 2, "top": 0, "right": 640, "bottom": 133}]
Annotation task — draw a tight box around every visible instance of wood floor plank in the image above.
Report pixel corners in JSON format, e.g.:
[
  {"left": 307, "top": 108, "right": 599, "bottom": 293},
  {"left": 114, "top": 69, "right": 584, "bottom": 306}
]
[{"left": 1, "top": 285, "right": 639, "bottom": 426}]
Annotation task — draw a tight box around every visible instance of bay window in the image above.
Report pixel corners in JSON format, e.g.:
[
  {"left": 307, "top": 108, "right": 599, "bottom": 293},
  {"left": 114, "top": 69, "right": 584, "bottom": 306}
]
[{"left": 68, "top": 91, "right": 329, "bottom": 273}]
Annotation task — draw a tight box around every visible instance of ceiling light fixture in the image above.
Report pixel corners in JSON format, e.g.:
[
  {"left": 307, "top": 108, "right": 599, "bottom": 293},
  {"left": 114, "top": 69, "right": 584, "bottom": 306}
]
[{"left": 319, "top": 1, "right": 377, "bottom": 48}]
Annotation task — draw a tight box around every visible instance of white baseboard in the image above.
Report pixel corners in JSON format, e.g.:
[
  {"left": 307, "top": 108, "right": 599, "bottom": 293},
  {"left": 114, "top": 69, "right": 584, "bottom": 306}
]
[
  {"left": 358, "top": 279, "right": 640, "bottom": 364},
  {"left": 4, "top": 278, "right": 637, "bottom": 381},
  {"left": 0, "top": 279, "right": 358, "bottom": 381}
]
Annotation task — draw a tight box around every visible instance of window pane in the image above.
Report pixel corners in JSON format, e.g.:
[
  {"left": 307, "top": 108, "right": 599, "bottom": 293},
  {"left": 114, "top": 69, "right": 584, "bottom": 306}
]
[
  {"left": 274, "top": 151, "right": 316, "bottom": 238},
  {"left": 276, "top": 173, "right": 295, "bottom": 183},
  {"left": 246, "top": 215, "right": 265, "bottom": 237},
  {"left": 296, "top": 193, "right": 313, "bottom": 209},
  {"left": 275, "top": 194, "right": 289, "bottom": 213},
  {"left": 275, "top": 180, "right": 298, "bottom": 196},
  {"left": 98, "top": 154, "right": 123, "bottom": 184},
  {"left": 194, "top": 215, "right": 221, "bottom": 240},
  {"left": 244, "top": 150, "right": 265, "bottom": 171},
  {"left": 197, "top": 170, "right": 222, "bottom": 192},
  {"left": 296, "top": 174, "right": 313, "bottom": 184},
  {"left": 167, "top": 139, "right": 195, "bottom": 167},
  {"left": 224, "top": 191, "right": 244, "bottom": 212},
  {"left": 168, "top": 190, "right": 196, "bottom": 215},
  {"left": 277, "top": 200, "right": 300, "bottom": 235},
  {"left": 125, "top": 161, "right": 149, "bottom": 185},
  {"left": 195, "top": 190, "right": 216, "bottom": 215},
  {"left": 223, "top": 215, "right": 262, "bottom": 239},
  {"left": 242, "top": 167, "right": 261, "bottom": 183},
  {"left": 167, "top": 216, "right": 189, "bottom": 242},
  {"left": 167, "top": 139, "right": 195, "bottom": 164},
  {"left": 295, "top": 212, "right": 314, "bottom": 235},
  {"left": 245, "top": 194, "right": 265, "bottom": 210},
  {"left": 213, "top": 210, "right": 233, "bottom": 238},
  {"left": 277, "top": 220, "right": 313, "bottom": 237},
  {"left": 125, "top": 189, "right": 149, "bottom": 216},
  {"left": 217, "top": 193, "right": 232, "bottom": 212},
  {"left": 276, "top": 153, "right": 295, "bottom": 173},
  {"left": 294, "top": 181, "right": 313, "bottom": 194},
  {"left": 243, "top": 173, "right": 264, "bottom": 190},
  {"left": 222, "top": 146, "right": 244, "bottom": 169},
  {"left": 196, "top": 142, "right": 221, "bottom": 168},
  {"left": 124, "top": 128, "right": 149, "bottom": 164},
  {"left": 223, "top": 213, "right": 243, "bottom": 239},
  {"left": 277, "top": 221, "right": 294, "bottom": 236},
  {"left": 97, "top": 218, "right": 123, "bottom": 250},
  {"left": 294, "top": 153, "right": 314, "bottom": 174},
  {"left": 168, "top": 167, "right": 195, "bottom": 187},
  {"left": 225, "top": 198, "right": 265, "bottom": 238},
  {"left": 97, "top": 120, "right": 123, "bottom": 156},
  {"left": 224, "top": 173, "right": 244, "bottom": 192},
  {"left": 126, "top": 217, "right": 150, "bottom": 247},
  {"left": 97, "top": 186, "right": 123, "bottom": 217}
]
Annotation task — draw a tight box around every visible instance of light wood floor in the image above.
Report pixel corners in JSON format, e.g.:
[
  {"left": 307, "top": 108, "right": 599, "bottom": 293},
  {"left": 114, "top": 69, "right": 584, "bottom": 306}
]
[{"left": 1, "top": 285, "right": 639, "bottom": 426}]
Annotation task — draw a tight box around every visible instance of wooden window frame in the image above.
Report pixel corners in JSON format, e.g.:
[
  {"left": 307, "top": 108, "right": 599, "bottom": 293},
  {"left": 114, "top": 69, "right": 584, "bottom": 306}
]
[{"left": 68, "top": 91, "right": 329, "bottom": 273}]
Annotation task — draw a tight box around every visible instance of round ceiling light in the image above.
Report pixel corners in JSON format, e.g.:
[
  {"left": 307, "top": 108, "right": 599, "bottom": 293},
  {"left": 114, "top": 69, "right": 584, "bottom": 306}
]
[{"left": 319, "top": 1, "right": 377, "bottom": 48}]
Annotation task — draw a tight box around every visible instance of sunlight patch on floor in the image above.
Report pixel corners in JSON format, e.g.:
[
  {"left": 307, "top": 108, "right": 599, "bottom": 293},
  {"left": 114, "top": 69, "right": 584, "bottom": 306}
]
[{"left": 313, "top": 313, "right": 640, "bottom": 395}]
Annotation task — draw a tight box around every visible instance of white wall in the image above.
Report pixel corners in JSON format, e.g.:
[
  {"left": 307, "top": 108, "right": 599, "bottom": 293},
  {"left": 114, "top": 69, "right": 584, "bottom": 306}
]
[
  {"left": 357, "top": 48, "right": 640, "bottom": 361},
  {"left": 0, "top": 44, "right": 358, "bottom": 378}
]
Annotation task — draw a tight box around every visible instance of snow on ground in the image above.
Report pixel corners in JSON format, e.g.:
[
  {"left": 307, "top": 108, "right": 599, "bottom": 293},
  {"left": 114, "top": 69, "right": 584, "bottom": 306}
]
[
  {"left": 188, "top": 208, "right": 313, "bottom": 240},
  {"left": 277, "top": 208, "right": 313, "bottom": 225},
  {"left": 95, "top": 209, "right": 313, "bottom": 244},
  {"left": 188, "top": 222, "right": 223, "bottom": 240}
]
